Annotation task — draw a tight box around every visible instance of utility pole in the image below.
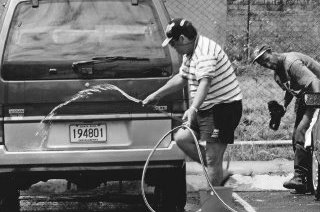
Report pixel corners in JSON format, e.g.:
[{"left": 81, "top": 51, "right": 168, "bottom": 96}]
[{"left": 246, "top": 0, "right": 251, "bottom": 61}]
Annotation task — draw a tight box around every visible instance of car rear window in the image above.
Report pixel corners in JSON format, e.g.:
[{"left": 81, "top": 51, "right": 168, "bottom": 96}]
[{"left": 2, "top": 0, "right": 171, "bottom": 80}]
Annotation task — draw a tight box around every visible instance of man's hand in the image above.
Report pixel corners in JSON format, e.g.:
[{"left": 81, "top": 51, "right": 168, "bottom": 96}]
[
  {"left": 182, "top": 107, "right": 197, "bottom": 127},
  {"left": 142, "top": 93, "right": 161, "bottom": 106}
]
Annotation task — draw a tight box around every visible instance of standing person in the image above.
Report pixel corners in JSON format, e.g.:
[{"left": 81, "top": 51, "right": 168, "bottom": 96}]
[
  {"left": 142, "top": 18, "right": 243, "bottom": 186},
  {"left": 252, "top": 45, "right": 320, "bottom": 194}
]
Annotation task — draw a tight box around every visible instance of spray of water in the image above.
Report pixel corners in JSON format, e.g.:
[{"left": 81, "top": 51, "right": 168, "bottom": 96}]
[{"left": 36, "top": 84, "right": 142, "bottom": 149}]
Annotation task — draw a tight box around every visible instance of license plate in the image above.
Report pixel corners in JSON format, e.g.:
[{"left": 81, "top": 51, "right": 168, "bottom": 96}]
[{"left": 69, "top": 124, "right": 107, "bottom": 143}]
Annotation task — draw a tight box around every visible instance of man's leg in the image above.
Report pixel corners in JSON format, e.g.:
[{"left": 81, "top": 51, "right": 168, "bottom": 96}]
[
  {"left": 283, "top": 143, "right": 311, "bottom": 192},
  {"left": 174, "top": 128, "right": 207, "bottom": 165},
  {"left": 175, "top": 129, "right": 229, "bottom": 186},
  {"left": 205, "top": 141, "right": 228, "bottom": 186},
  {"left": 283, "top": 103, "right": 313, "bottom": 193}
]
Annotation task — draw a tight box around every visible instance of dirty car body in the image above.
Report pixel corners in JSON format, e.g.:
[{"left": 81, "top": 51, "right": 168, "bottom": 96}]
[{"left": 0, "top": 0, "right": 187, "bottom": 211}]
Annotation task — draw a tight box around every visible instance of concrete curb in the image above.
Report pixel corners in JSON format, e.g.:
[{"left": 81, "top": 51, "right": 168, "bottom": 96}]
[
  {"left": 233, "top": 140, "right": 291, "bottom": 146},
  {"left": 187, "top": 159, "right": 293, "bottom": 176},
  {"left": 186, "top": 159, "right": 294, "bottom": 192},
  {"left": 185, "top": 140, "right": 294, "bottom": 192}
]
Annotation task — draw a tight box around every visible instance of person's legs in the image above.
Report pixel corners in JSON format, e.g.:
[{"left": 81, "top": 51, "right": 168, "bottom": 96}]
[
  {"left": 205, "top": 101, "right": 242, "bottom": 186},
  {"left": 284, "top": 100, "right": 313, "bottom": 193},
  {"left": 283, "top": 143, "right": 310, "bottom": 192},
  {"left": 205, "top": 141, "right": 228, "bottom": 186},
  {"left": 175, "top": 107, "right": 216, "bottom": 166},
  {"left": 175, "top": 101, "right": 242, "bottom": 187},
  {"left": 284, "top": 132, "right": 313, "bottom": 192},
  {"left": 174, "top": 128, "right": 207, "bottom": 165},
  {"left": 175, "top": 128, "right": 228, "bottom": 186}
]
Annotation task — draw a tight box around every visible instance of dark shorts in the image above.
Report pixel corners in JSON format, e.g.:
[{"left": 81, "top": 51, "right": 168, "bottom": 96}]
[{"left": 191, "top": 100, "right": 242, "bottom": 144}]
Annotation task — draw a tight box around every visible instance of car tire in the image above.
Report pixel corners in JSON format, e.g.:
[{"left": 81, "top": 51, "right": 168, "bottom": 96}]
[
  {"left": 312, "top": 150, "right": 320, "bottom": 200},
  {"left": 153, "top": 164, "right": 186, "bottom": 212},
  {"left": 0, "top": 183, "right": 20, "bottom": 212}
]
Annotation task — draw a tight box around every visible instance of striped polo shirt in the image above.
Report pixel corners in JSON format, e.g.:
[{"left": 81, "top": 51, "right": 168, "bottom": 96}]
[{"left": 179, "top": 35, "right": 242, "bottom": 110}]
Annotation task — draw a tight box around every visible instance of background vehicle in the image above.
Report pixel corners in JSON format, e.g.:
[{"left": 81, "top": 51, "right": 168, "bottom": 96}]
[
  {"left": 0, "top": 0, "right": 187, "bottom": 211},
  {"left": 312, "top": 130, "right": 320, "bottom": 200},
  {"left": 305, "top": 93, "right": 320, "bottom": 200}
]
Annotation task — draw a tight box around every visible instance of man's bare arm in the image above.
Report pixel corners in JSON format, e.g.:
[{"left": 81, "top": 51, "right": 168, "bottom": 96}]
[{"left": 142, "top": 74, "right": 187, "bottom": 105}]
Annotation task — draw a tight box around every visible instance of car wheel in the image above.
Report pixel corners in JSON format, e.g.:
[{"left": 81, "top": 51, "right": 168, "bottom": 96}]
[
  {"left": 153, "top": 164, "right": 186, "bottom": 212},
  {"left": 312, "top": 151, "right": 320, "bottom": 200},
  {"left": 0, "top": 183, "right": 20, "bottom": 212}
]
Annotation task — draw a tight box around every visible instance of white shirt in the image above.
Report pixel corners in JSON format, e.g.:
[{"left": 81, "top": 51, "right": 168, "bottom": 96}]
[{"left": 179, "top": 35, "right": 242, "bottom": 110}]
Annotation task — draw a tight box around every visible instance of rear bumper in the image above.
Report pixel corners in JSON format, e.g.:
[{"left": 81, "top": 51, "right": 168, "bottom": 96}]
[
  {"left": 0, "top": 161, "right": 186, "bottom": 184},
  {"left": 0, "top": 142, "right": 185, "bottom": 173}
]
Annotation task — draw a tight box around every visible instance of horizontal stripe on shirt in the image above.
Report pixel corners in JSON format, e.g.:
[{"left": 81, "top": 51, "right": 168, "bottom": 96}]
[{"left": 179, "top": 35, "right": 242, "bottom": 110}]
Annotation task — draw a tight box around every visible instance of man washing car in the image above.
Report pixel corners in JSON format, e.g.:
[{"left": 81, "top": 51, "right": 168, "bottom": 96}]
[{"left": 143, "top": 18, "right": 243, "bottom": 186}]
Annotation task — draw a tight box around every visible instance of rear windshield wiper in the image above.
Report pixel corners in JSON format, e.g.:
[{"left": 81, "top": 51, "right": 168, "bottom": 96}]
[
  {"left": 72, "top": 56, "right": 150, "bottom": 75},
  {"left": 73, "top": 56, "right": 150, "bottom": 67},
  {"left": 92, "top": 56, "right": 149, "bottom": 61}
]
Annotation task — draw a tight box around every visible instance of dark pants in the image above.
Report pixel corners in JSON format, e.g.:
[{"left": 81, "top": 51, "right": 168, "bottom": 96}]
[{"left": 292, "top": 98, "right": 313, "bottom": 179}]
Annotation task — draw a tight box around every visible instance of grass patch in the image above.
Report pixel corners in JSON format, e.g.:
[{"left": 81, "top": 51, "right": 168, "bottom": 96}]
[
  {"left": 225, "top": 143, "right": 293, "bottom": 161},
  {"left": 235, "top": 65, "right": 295, "bottom": 141}
]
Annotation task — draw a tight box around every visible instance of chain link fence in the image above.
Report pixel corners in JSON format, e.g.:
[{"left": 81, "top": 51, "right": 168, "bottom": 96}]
[{"left": 164, "top": 0, "right": 320, "bottom": 141}]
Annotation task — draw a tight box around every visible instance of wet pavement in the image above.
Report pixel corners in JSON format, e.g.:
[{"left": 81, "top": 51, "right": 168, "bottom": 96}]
[
  {"left": 19, "top": 189, "right": 320, "bottom": 212},
  {"left": 18, "top": 174, "right": 320, "bottom": 212},
  {"left": 232, "top": 191, "right": 320, "bottom": 212},
  {"left": 17, "top": 159, "right": 320, "bottom": 212}
]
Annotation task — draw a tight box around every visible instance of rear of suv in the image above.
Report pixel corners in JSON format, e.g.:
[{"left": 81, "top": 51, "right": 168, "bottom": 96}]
[{"left": 0, "top": 0, "right": 187, "bottom": 211}]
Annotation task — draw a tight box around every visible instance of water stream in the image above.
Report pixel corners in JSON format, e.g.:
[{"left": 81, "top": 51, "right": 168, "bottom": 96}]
[{"left": 35, "top": 84, "right": 142, "bottom": 149}]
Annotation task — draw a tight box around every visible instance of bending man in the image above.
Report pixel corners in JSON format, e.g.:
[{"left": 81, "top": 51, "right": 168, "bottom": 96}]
[{"left": 252, "top": 45, "right": 320, "bottom": 193}]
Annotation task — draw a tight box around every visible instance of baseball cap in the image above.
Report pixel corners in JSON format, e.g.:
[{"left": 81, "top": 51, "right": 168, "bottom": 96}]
[
  {"left": 162, "top": 18, "right": 195, "bottom": 47},
  {"left": 252, "top": 45, "right": 272, "bottom": 63}
]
